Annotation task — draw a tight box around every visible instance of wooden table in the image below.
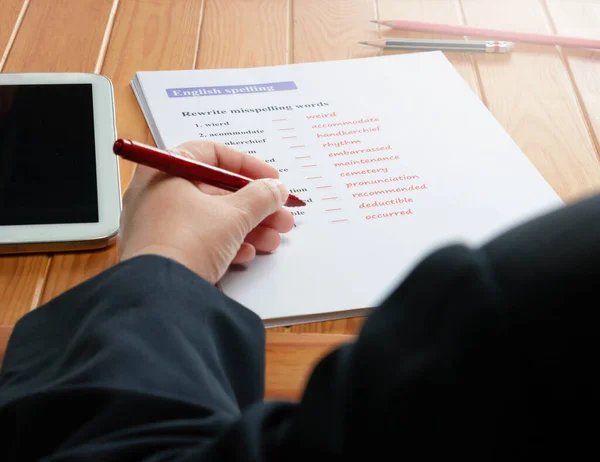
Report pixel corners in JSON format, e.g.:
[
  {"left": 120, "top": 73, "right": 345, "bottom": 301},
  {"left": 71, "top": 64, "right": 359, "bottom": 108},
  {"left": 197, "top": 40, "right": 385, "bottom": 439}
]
[{"left": 2, "top": 0, "right": 600, "bottom": 400}]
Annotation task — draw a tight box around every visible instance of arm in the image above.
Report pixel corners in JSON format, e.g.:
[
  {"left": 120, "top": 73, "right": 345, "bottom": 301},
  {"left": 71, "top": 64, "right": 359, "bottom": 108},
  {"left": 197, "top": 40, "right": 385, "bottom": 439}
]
[
  {"left": 0, "top": 255, "right": 267, "bottom": 460},
  {"left": 4, "top": 243, "right": 502, "bottom": 460},
  {"left": 0, "top": 139, "right": 295, "bottom": 461}
]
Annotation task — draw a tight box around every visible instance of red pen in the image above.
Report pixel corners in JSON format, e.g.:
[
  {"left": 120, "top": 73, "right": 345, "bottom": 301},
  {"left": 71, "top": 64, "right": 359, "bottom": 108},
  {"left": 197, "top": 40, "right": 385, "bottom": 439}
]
[{"left": 113, "top": 139, "right": 306, "bottom": 207}]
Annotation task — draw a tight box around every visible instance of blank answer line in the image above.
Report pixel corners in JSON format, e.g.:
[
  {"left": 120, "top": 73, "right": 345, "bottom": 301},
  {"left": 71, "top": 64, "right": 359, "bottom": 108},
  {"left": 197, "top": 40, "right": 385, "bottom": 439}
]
[
  {"left": 306, "top": 176, "right": 323, "bottom": 180},
  {"left": 295, "top": 155, "right": 312, "bottom": 159},
  {"left": 316, "top": 185, "right": 331, "bottom": 189},
  {"left": 322, "top": 197, "right": 338, "bottom": 200},
  {"left": 290, "top": 145, "right": 306, "bottom": 148},
  {"left": 272, "top": 118, "right": 288, "bottom": 121},
  {"left": 279, "top": 128, "right": 295, "bottom": 131},
  {"left": 325, "top": 208, "right": 342, "bottom": 212},
  {"left": 302, "top": 164, "right": 318, "bottom": 168},
  {"left": 331, "top": 219, "right": 349, "bottom": 223},
  {"left": 282, "top": 136, "right": 297, "bottom": 139}
]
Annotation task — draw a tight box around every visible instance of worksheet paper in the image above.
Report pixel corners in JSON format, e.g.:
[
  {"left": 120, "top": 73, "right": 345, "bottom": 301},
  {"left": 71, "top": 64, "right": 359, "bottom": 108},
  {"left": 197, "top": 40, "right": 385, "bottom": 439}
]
[{"left": 132, "top": 52, "right": 562, "bottom": 326}]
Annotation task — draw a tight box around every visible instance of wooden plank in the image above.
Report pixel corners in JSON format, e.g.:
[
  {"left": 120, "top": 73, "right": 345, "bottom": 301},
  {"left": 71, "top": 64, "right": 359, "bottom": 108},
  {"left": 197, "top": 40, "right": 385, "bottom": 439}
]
[
  {"left": 39, "top": 249, "right": 118, "bottom": 305},
  {"left": 293, "top": 0, "right": 379, "bottom": 63},
  {"left": 265, "top": 332, "right": 353, "bottom": 400},
  {"left": 377, "top": 0, "right": 481, "bottom": 96},
  {"left": 0, "top": 0, "right": 28, "bottom": 70},
  {"left": 196, "top": 0, "right": 288, "bottom": 69},
  {"left": 103, "top": 0, "right": 205, "bottom": 186},
  {"left": 40, "top": 0, "right": 206, "bottom": 305},
  {"left": 0, "top": 325, "right": 12, "bottom": 368},
  {"left": 0, "top": 256, "right": 48, "bottom": 324},
  {"left": 460, "top": 0, "right": 600, "bottom": 202},
  {"left": 279, "top": 317, "right": 366, "bottom": 334},
  {"left": 544, "top": 0, "right": 600, "bottom": 159},
  {"left": 4, "top": 0, "right": 114, "bottom": 73},
  {"left": 1, "top": 0, "right": 115, "bottom": 321}
]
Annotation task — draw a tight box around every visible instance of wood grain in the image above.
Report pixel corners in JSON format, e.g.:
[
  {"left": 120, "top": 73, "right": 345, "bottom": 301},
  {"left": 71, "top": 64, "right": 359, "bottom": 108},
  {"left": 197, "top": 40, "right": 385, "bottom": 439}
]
[
  {"left": 0, "top": 325, "right": 12, "bottom": 368},
  {"left": 196, "top": 0, "right": 288, "bottom": 69},
  {"left": 0, "top": 256, "right": 48, "bottom": 324},
  {"left": 280, "top": 317, "right": 365, "bottom": 334},
  {"left": 265, "top": 332, "right": 353, "bottom": 400},
  {"left": 544, "top": 0, "right": 600, "bottom": 158},
  {"left": 0, "top": 0, "right": 115, "bottom": 322},
  {"left": 0, "top": 0, "right": 27, "bottom": 70},
  {"left": 39, "top": 248, "right": 118, "bottom": 304},
  {"left": 4, "top": 0, "right": 114, "bottom": 73},
  {"left": 377, "top": 0, "right": 481, "bottom": 96},
  {"left": 460, "top": 0, "right": 600, "bottom": 203},
  {"left": 103, "top": 0, "right": 206, "bottom": 187},
  {"left": 293, "top": 0, "right": 379, "bottom": 63}
]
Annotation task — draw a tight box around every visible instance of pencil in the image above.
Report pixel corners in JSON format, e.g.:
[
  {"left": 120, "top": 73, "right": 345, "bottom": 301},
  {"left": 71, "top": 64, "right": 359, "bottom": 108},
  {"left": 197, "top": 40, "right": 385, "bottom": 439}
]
[
  {"left": 359, "top": 38, "right": 513, "bottom": 53},
  {"left": 371, "top": 19, "right": 600, "bottom": 49}
]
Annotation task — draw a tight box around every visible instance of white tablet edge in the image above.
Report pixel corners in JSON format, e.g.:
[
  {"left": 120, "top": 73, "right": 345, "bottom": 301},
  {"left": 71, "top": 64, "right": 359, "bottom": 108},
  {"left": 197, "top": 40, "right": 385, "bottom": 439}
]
[{"left": 0, "top": 73, "right": 122, "bottom": 249}]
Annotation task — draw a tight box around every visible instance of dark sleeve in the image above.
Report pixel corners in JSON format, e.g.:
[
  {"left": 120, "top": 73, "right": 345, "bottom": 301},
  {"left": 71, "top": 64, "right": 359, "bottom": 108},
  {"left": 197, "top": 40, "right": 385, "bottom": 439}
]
[
  {"left": 0, "top": 255, "right": 269, "bottom": 461},
  {"left": 2, "top": 195, "right": 598, "bottom": 461}
]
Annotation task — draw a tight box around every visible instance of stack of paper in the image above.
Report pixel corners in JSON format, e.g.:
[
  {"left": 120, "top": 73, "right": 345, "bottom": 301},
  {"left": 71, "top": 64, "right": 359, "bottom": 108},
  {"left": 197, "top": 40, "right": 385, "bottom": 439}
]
[{"left": 131, "top": 52, "right": 562, "bottom": 327}]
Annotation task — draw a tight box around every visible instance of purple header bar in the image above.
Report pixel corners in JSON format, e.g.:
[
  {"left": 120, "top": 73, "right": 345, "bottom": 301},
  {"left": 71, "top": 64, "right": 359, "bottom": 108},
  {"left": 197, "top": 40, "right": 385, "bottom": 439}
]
[{"left": 166, "top": 81, "right": 297, "bottom": 98}]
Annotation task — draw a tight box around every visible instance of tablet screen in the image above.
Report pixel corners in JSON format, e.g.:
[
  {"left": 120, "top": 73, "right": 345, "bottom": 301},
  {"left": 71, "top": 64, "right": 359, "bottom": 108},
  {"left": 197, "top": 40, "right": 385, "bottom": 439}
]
[{"left": 0, "top": 83, "right": 99, "bottom": 226}]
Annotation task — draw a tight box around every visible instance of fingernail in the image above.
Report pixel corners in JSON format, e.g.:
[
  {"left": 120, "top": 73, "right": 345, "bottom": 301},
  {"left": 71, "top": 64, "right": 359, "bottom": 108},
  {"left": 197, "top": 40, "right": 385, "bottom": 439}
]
[{"left": 263, "top": 178, "right": 289, "bottom": 205}]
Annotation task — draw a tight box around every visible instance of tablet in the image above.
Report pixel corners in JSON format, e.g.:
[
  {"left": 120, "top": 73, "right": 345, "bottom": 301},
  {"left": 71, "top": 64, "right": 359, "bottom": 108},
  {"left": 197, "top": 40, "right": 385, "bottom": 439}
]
[{"left": 0, "top": 73, "right": 121, "bottom": 254}]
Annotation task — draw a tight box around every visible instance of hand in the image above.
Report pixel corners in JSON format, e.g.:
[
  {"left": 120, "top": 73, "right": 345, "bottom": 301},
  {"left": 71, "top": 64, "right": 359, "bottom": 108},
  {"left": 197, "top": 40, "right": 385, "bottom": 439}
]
[{"left": 118, "top": 140, "right": 295, "bottom": 284}]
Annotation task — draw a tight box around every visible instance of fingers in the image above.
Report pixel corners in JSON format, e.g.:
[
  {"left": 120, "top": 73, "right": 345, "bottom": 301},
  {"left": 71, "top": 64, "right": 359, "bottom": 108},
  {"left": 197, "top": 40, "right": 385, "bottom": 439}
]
[
  {"left": 260, "top": 208, "right": 295, "bottom": 233},
  {"left": 232, "top": 242, "right": 256, "bottom": 264},
  {"left": 224, "top": 179, "right": 290, "bottom": 236},
  {"left": 171, "top": 140, "right": 279, "bottom": 180},
  {"left": 244, "top": 226, "right": 281, "bottom": 253},
  {"left": 231, "top": 226, "right": 284, "bottom": 266}
]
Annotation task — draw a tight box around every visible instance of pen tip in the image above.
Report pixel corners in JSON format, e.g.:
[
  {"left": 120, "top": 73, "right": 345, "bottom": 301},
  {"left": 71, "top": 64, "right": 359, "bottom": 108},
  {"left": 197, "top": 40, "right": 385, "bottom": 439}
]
[
  {"left": 370, "top": 20, "right": 379, "bottom": 24},
  {"left": 358, "top": 41, "right": 368, "bottom": 45},
  {"left": 286, "top": 194, "right": 306, "bottom": 207}
]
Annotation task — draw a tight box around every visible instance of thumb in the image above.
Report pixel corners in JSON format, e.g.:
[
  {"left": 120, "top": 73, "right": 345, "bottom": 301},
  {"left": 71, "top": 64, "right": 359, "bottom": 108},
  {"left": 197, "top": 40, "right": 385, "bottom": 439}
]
[{"left": 224, "top": 179, "right": 289, "bottom": 233}]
